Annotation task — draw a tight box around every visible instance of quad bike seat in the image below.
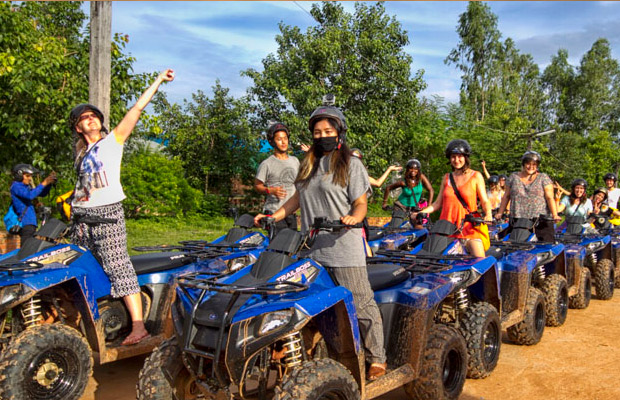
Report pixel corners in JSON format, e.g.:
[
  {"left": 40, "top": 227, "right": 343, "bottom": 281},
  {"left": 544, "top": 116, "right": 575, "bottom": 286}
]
[
  {"left": 511, "top": 218, "right": 535, "bottom": 242},
  {"left": 193, "top": 229, "right": 302, "bottom": 336},
  {"left": 130, "top": 251, "right": 195, "bottom": 274},
  {"left": 417, "top": 220, "right": 458, "bottom": 255},
  {"left": 366, "top": 263, "right": 410, "bottom": 291},
  {"left": 387, "top": 207, "right": 408, "bottom": 229},
  {"left": 565, "top": 215, "right": 586, "bottom": 236}
]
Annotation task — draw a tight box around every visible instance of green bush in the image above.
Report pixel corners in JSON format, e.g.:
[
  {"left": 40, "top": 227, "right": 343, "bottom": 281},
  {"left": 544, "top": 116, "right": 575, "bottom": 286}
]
[{"left": 122, "top": 149, "right": 201, "bottom": 218}]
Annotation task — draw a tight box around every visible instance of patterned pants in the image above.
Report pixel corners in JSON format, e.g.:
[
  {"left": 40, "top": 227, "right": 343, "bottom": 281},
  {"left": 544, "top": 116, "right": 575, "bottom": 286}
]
[
  {"left": 72, "top": 202, "right": 140, "bottom": 298},
  {"left": 327, "top": 266, "right": 387, "bottom": 364}
]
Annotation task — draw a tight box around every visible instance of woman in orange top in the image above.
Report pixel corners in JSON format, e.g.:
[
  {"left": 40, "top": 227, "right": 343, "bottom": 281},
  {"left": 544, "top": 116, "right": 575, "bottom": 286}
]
[{"left": 414, "top": 139, "right": 492, "bottom": 257}]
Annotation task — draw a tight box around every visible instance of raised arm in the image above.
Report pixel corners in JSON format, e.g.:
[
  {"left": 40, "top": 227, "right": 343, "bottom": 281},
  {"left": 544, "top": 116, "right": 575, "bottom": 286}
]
[
  {"left": 372, "top": 165, "right": 402, "bottom": 188},
  {"left": 113, "top": 69, "right": 175, "bottom": 144},
  {"left": 481, "top": 160, "right": 490, "bottom": 180}
]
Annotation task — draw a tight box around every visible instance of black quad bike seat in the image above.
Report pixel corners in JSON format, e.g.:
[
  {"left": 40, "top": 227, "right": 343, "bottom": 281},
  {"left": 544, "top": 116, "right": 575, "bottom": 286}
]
[
  {"left": 130, "top": 251, "right": 195, "bottom": 275},
  {"left": 366, "top": 263, "right": 410, "bottom": 291},
  {"left": 417, "top": 220, "right": 458, "bottom": 256}
]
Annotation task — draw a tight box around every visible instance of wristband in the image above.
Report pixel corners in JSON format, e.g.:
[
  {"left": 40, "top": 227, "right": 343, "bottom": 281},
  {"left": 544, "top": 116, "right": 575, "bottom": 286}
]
[{"left": 266, "top": 187, "right": 270, "bottom": 195}]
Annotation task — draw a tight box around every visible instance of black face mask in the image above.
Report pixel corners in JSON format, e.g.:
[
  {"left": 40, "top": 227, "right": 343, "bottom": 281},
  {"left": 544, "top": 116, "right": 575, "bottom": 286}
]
[{"left": 313, "top": 136, "right": 339, "bottom": 156}]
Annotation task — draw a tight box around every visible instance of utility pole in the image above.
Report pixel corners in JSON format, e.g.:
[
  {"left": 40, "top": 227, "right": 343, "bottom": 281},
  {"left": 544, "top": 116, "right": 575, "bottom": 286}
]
[{"left": 89, "top": 1, "right": 112, "bottom": 124}]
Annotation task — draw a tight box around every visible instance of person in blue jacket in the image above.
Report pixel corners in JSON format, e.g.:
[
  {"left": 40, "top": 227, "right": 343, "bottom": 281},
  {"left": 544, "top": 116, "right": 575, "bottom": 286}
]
[{"left": 10, "top": 164, "right": 57, "bottom": 242}]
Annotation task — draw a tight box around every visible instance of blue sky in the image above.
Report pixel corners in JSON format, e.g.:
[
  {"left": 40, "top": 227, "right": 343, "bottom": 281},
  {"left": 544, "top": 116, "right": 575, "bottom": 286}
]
[{"left": 101, "top": 1, "right": 620, "bottom": 105}]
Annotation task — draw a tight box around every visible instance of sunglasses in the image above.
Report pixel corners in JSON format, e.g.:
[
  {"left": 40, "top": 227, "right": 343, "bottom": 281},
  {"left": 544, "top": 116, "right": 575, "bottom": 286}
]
[{"left": 78, "top": 112, "right": 98, "bottom": 122}]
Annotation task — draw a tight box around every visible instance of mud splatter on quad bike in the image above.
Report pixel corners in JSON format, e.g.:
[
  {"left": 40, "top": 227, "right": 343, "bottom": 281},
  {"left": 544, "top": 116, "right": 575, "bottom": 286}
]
[
  {"left": 0, "top": 214, "right": 269, "bottom": 400},
  {"left": 137, "top": 218, "right": 469, "bottom": 400}
]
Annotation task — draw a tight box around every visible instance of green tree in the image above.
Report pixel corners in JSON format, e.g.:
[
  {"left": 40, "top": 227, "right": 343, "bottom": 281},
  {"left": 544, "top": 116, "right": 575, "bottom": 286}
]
[
  {"left": 149, "top": 82, "right": 259, "bottom": 195},
  {"left": 571, "top": 38, "right": 620, "bottom": 136},
  {"left": 0, "top": 1, "right": 150, "bottom": 176},
  {"left": 122, "top": 146, "right": 202, "bottom": 218},
  {"left": 445, "top": 1, "right": 501, "bottom": 122},
  {"left": 541, "top": 49, "right": 575, "bottom": 130},
  {"left": 242, "top": 1, "right": 425, "bottom": 178}
]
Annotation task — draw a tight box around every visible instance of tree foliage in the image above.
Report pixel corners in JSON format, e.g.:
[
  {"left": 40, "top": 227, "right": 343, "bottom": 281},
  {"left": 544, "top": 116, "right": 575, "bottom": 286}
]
[
  {"left": 147, "top": 82, "right": 259, "bottom": 195},
  {"left": 0, "top": 1, "right": 150, "bottom": 175},
  {"left": 243, "top": 1, "right": 425, "bottom": 178},
  {"left": 122, "top": 146, "right": 202, "bottom": 218}
]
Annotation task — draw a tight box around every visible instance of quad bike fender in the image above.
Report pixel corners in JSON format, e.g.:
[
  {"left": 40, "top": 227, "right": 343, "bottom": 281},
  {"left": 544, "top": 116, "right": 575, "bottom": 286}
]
[
  {"left": 539, "top": 246, "right": 567, "bottom": 276},
  {"left": 226, "top": 295, "right": 363, "bottom": 388},
  {"left": 467, "top": 262, "right": 501, "bottom": 312},
  {"left": 594, "top": 240, "right": 612, "bottom": 261},
  {"left": 374, "top": 272, "right": 456, "bottom": 310}
]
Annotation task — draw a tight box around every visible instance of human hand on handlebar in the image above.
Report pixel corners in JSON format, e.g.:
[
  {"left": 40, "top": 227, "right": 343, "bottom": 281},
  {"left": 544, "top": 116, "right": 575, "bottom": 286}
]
[
  {"left": 254, "top": 213, "right": 268, "bottom": 228},
  {"left": 340, "top": 215, "right": 361, "bottom": 226}
]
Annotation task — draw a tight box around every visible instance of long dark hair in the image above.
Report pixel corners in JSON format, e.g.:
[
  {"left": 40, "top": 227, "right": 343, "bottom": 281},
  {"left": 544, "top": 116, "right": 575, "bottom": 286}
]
[{"left": 296, "top": 118, "right": 351, "bottom": 188}]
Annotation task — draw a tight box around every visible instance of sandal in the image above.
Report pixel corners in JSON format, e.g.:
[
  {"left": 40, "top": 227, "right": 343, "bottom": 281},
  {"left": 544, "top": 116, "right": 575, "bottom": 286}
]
[
  {"left": 121, "top": 331, "right": 151, "bottom": 346},
  {"left": 367, "top": 362, "right": 387, "bottom": 381}
]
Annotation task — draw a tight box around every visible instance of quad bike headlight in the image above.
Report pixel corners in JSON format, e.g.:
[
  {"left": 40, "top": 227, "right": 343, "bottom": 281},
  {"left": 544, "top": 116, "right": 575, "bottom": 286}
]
[
  {"left": 587, "top": 241, "right": 602, "bottom": 252},
  {"left": 225, "top": 254, "right": 257, "bottom": 272},
  {"left": 0, "top": 284, "right": 31, "bottom": 314},
  {"left": 448, "top": 270, "right": 471, "bottom": 285},
  {"left": 258, "top": 309, "right": 294, "bottom": 336},
  {"left": 536, "top": 251, "right": 553, "bottom": 266}
]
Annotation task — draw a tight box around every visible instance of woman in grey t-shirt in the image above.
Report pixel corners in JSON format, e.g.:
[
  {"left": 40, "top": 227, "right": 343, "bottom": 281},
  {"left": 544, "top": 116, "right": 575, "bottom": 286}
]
[{"left": 254, "top": 100, "right": 387, "bottom": 380}]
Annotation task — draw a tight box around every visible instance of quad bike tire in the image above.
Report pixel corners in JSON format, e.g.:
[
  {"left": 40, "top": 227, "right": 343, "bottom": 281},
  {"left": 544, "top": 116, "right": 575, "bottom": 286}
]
[
  {"left": 0, "top": 324, "right": 92, "bottom": 400},
  {"left": 615, "top": 263, "right": 620, "bottom": 289},
  {"left": 507, "top": 287, "right": 546, "bottom": 346},
  {"left": 276, "top": 358, "right": 359, "bottom": 400},
  {"left": 458, "top": 302, "right": 501, "bottom": 379},
  {"left": 541, "top": 274, "right": 569, "bottom": 327},
  {"left": 594, "top": 258, "right": 615, "bottom": 300},
  {"left": 569, "top": 267, "right": 591, "bottom": 309},
  {"left": 137, "top": 338, "right": 179, "bottom": 400},
  {"left": 404, "top": 324, "right": 467, "bottom": 400}
]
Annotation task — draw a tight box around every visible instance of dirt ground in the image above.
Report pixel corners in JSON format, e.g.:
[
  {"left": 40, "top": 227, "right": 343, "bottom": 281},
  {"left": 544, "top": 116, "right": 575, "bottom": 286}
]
[{"left": 81, "top": 292, "right": 620, "bottom": 400}]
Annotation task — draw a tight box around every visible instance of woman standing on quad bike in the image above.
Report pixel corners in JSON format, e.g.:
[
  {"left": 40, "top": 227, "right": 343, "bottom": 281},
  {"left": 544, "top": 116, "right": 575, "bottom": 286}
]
[
  {"left": 495, "top": 151, "right": 560, "bottom": 242},
  {"left": 69, "top": 69, "right": 175, "bottom": 346},
  {"left": 254, "top": 95, "right": 388, "bottom": 380},
  {"left": 382, "top": 158, "right": 434, "bottom": 228},
  {"left": 414, "top": 139, "right": 493, "bottom": 257}
]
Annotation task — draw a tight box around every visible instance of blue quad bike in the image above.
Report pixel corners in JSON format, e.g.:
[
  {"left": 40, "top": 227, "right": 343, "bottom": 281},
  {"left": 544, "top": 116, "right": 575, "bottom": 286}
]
[
  {"left": 555, "top": 215, "right": 614, "bottom": 301},
  {"left": 489, "top": 216, "right": 587, "bottom": 326},
  {"left": 137, "top": 218, "right": 470, "bottom": 400},
  {"left": 377, "top": 215, "right": 551, "bottom": 377},
  {"left": 0, "top": 214, "right": 269, "bottom": 400},
  {"left": 588, "top": 211, "right": 620, "bottom": 289},
  {"left": 366, "top": 205, "right": 428, "bottom": 254}
]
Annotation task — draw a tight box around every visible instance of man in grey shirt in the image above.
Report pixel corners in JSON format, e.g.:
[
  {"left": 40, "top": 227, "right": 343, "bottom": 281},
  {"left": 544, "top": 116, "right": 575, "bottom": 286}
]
[{"left": 255, "top": 122, "right": 300, "bottom": 232}]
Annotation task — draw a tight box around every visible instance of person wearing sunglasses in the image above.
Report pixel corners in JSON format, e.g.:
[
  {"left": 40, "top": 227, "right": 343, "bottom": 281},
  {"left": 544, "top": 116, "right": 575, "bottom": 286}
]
[{"left": 68, "top": 69, "right": 174, "bottom": 346}]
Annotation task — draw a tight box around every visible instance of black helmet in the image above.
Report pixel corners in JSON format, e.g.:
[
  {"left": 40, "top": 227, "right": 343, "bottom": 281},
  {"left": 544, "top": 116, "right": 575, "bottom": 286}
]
[
  {"left": 571, "top": 178, "right": 587, "bottom": 189},
  {"left": 266, "top": 121, "right": 289, "bottom": 146},
  {"left": 593, "top": 187, "right": 608, "bottom": 200},
  {"left": 488, "top": 175, "right": 500, "bottom": 184},
  {"left": 308, "top": 94, "right": 347, "bottom": 136},
  {"left": 521, "top": 150, "right": 541, "bottom": 165},
  {"left": 350, "top": 148, "right": 363, "bottom": 160},
  {"left": 69, "top": 103, "right": 104, "bottom": 133},
  {"left": 445, "top": 139, "right": 472, "bottom": 158},
  {"left": 12, "top": 164, "right": 38, "bottom": 182},
  {"left": 603, "top": 173, "right": 617, "bottom": 182},
  {"left": 498, "top": 174, "right": 507, "bottom": 180},
  {"left": 406, "top": 159, "right": 421, "bottom": 170}
]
